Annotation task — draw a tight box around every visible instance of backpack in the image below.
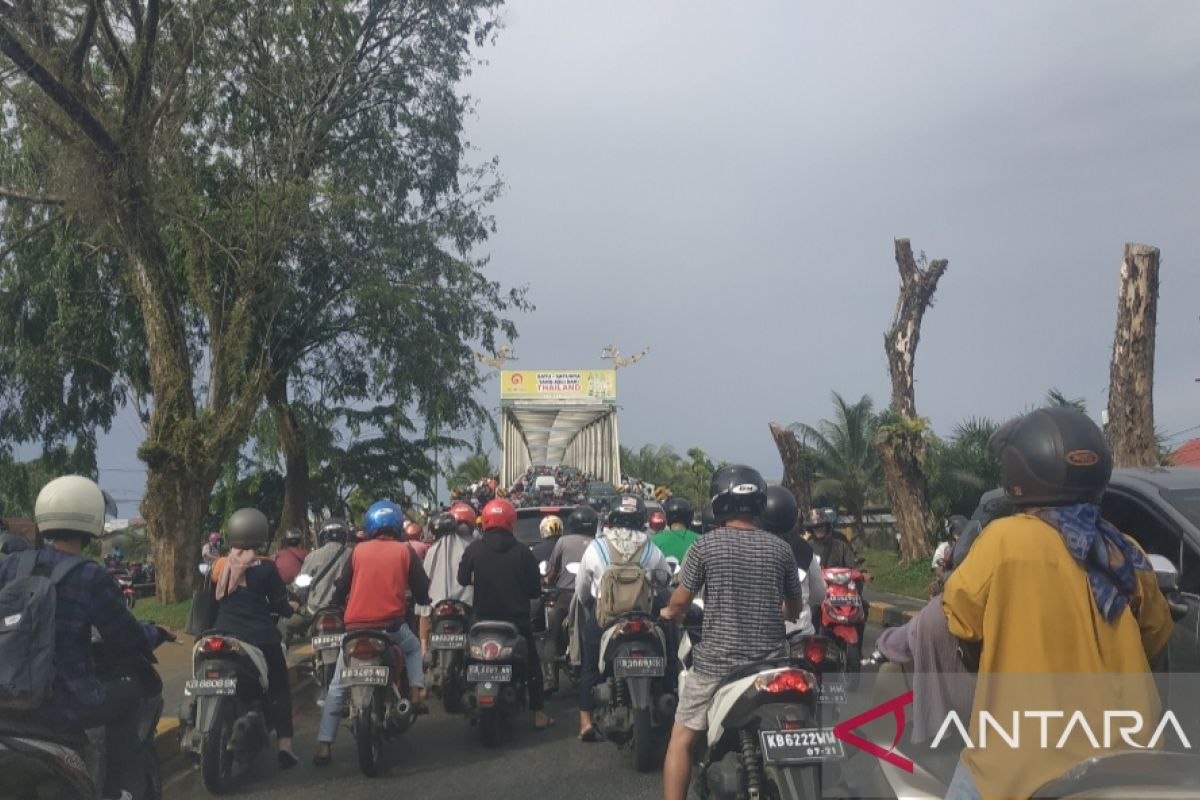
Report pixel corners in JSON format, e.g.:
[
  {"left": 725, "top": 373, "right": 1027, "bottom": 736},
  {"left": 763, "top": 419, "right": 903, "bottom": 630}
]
[
  {"left": 595, "top": 535, "right": 654, "bottom": 628},
  {"left": 0, "top": 550, "right": 85, "bottom": 711}
]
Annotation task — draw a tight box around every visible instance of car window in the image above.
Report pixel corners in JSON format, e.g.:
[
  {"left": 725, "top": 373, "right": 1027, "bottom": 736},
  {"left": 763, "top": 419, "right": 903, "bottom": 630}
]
[
  {"left": 1101, "top": 491, "right": 1200, "bottom": 594},
  {"left": 1161, "top": 488, "right": 1200, "bottom": 532}
]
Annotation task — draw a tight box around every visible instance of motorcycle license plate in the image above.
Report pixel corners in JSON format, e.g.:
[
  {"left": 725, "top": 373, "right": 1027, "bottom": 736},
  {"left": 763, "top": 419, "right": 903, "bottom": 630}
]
[
  {"left": 817, "top": 680, "right": 847, "bottom": 704},
  {"left": 833, "top": 594, "right": 861, "bottom": 607},
  {"left": 467, "top": 664, "right": 512, "bottom": 683},
  {"left": 430, "top": 633, "right": 466, "bottom": 649},
  {"left": 185, "top": 678, "right": 236, "bottom": 696},
  {"left": 342, "top": 666, "right": 390, "bottom": 686},
  {"left": 311, "top": 634, "right": 343, "bottom": 649},
  {"left": 759, "top": 728, "right": 844, "bottom": 764},
  {"left": 614, "top": 656, "right": 665, "bottom": 678}
]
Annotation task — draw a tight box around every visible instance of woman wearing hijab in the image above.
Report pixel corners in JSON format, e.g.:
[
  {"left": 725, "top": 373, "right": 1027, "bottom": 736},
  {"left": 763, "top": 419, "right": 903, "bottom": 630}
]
[{"left": 204, "top": 507, "right": 298, "bottom": 768}]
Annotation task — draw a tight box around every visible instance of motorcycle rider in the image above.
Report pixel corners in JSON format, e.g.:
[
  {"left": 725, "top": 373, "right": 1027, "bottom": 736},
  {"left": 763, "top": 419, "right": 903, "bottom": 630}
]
[
  {"left": 805, "top": 507, "right": 861, "bottom": 569},
  {"left": 458, "top": 498, "right": 553, "bottom": 729},
  {"left": 0, "top": 476, "right": 169, "bottom": 800},
  {"left": 274, "top": 527, "right": 308, "bottom": 585},
  {"left": 294, "top": 518, "right": 352, "bottom": 617},
  {"left": 546, "top": 506, "right": 599, "bottom": 588},
  {"left": 761, "top": 485, "right": 826, "bottom": 635},
  {"left": 941, "top": 408, "right": 1173, "bottom": 799},
  {"left": 573, "top": 494, "right": 671, "bottom": 742},
  {"left": 653, "top": 496, "right": 700, "bottom": 567},
  {"left": 201, "top": 531, "right": 222, "bottom": 567},
  {"left": 933, "top": 514, "right": 968, "bottom": 580},
  {"left": 405, "top": 520, "right": 431, "bottom": 560},
  {"left": 314, "top": 500, "right": 431, "bottom": 766},
  {"left": 659, "top": 466, "right": 804, "bottom": 800},
  {"left": 417, "top": 506, "right": 476, "bottom": 655},
  {"left": 532, "top": 514, "right": 563, "bottom": 565},
  {"left": 203, "top": 508, "right": 299, "bottom": 768}
]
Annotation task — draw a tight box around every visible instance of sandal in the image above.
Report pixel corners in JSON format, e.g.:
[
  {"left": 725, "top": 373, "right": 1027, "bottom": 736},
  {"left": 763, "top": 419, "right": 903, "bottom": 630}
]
[
  {"left": 278, "top": 750, "right": 298, "bottom": 769},
  {"left": 578, "top": 726, "right": 598, "bottom": 742},
  {"left": 312, "top": 746, "right": 332, "bottom": 767},
  {"left": 534, "top": 711, "right": 554, "bottom": 730}
]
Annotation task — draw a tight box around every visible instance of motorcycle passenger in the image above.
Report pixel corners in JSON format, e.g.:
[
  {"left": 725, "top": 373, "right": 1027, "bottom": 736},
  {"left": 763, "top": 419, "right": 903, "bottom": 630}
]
[
  {"left": 941, "top": 408, "right": 1173, "bottom": 800},
  {"left": 458, "top": 499, "right": 553, "bottom": 730},
  {"left": 761, "top": 486, "right": 826, "bottom": 635},
  {"left": 933, "top": 514, "right": 968, "bottom": 581},
  {"left": 204, "top": 507, "right": 298, "bottom": 768},
  {"left": 0, "top": 476, "right": 168, "bottom": 800},
  {"left": 654, "top": 496, "right": 700, "bottom": 568},
  {"left": 659, "top": 466, "right": 804, "bottom": 800},
  {"left": 274, "top": 527, "right": 308, "bottom": 585},
  {"left": 314, "top": 500, "right": 431, "bottom": 766},
  {"left": 405, "top": 520, "right": 431, "bottom": 560},
  {"left": 574, "top": 494, "right": 670, "bottom": 743},
  {"left": 294, "top": 518, "right": 352, "bottom": 616},
  {"left": 201, "top": 531, "right": 222, "bottom": 567},
  {"left": 805, "top": 508, "right": 861, "bottom": 569},
  {"left": 531, "top": 514, "right": 563, "bottom": 565},
  {"left": 417, "top": 507, "right": 476, "bottom": 655}
]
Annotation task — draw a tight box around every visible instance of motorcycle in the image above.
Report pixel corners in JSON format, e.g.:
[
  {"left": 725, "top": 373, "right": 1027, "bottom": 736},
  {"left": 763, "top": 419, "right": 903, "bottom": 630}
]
[
  {"left": 309, "top": 606, "right": 345, "bottom": 706},
  {"left": 0, "top": 630, "right": 171, "bottom": 800},
  {"left": 682, "top": 601, "right": 839, "bottom": 800},
  {"left": 536, "top": 586, "right": 576, "bottom": 695},
  {"left": 339, "top": 628, "right": 417, "bottom": 776},
  {"left": 787, "top": 633, "right": 848, "bottom": 709},
  {"left": 819, "top": 568, "right": 866, "bottom": 672},
  {"left": 464, "top": 620, "right": 529, "bottom": 747},
  {"left": 179, "top": 633, "right": 277, "bottom": 794},
  {"left": 428, "top": 599, "right": 471, "bottom": 713}
]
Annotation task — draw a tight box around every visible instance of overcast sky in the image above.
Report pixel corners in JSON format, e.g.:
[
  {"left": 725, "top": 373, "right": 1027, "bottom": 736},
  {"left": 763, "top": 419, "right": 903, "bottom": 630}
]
[{"left": 92, "top": 0, "right": 1200, "bottom": 513}]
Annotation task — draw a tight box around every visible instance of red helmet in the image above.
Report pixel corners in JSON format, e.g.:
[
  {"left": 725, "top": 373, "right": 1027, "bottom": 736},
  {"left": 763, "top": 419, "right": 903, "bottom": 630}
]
[
  {"left": 480, "top": 499, "right": 517, "bottom": 533},
  {"left": 404, "top": 521, "right": 423, "bottom": 541},
  {"left": 448, "top": 503, "right": 476, "bottom": 526},
  {"left": 649, "top": 511, "right": 667, "bottom": 532}
]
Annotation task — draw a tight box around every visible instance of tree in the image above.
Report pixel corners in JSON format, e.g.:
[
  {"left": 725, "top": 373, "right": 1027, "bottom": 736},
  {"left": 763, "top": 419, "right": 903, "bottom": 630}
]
[
  {"left": 446, "top": 450, "right": 496, "bottom": 494},
  {"left": 792, "top": 392, "right": 882, "bottom": 543},
  {"left": 1045, "top": 388, "right": 1087, "bottom": 413},
  {"left": 618, "top": 444, "right": 716, "bottom": 508},
  {"left": 0, "top": 1, "right": 509, "bottom": 600},
  {"left": 768, "top": 422, "right": 813, "bottom": 510},
  {"left": 927, "top": 417, "right": 1001, "bottom": 521},
  {"left": 1106, "top": 243, "right": 1161, "bottom": 467},
  {"left": 876, "top": 239, "right": 947, "bottom": 562}
]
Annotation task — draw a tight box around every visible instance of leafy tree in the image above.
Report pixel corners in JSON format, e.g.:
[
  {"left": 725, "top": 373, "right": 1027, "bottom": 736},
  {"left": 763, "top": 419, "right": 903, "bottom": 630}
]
[
  {"left": 927, "top": 417, "right": 1001, "bottom": 521},
  {"left": 0, "top": 1, "right": 511, "bottom": 600},
  {"left": 1045, "top": 388, "right": 1088, "bottom": 413},
  {"left": 618, "top": 444, "right": 717, "bottom": 509},
  {"left": 0, "top": 447, "right": 96, "bottom": 518},
  {"left": 446, "top": 449, "right": 496, "bottom": 495},
  {"left": 792, "top": 392, "right": 883, "bottom": 542}
]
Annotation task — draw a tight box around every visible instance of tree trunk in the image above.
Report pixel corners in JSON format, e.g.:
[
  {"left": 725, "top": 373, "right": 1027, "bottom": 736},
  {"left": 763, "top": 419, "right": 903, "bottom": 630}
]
[
  {"left": 142, "top": 460, "right": 216, "bottom": 603},
  {"left": 768, "top": 423, "right": 812, "bottom": 511},
  {"left": 877, "top": 239, "right": 947, "bottom": 562},
  {"left": 1106, "top": 243, "right": 1160, "bottom": 468},
  {"left": 268, "top": 374, "right": 310, "bottom": 542}
]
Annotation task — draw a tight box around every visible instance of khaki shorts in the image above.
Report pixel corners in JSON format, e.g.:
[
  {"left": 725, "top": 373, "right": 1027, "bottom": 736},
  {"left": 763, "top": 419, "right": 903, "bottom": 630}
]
[{"left": 675, "top": 669, "right": 725, "bottom": 732}]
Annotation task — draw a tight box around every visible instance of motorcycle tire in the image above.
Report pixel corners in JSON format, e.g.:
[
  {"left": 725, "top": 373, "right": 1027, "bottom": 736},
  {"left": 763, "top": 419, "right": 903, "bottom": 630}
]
[
  {"left": 442, "top": 653, "right": 463, "bottom": 714},
  {"left": 200, "top": 700, "right": 235, "bottom": 795},
  {"left": 478, "top": 707, "right": 500, "bottom": 747},
  {"left": 355, "top": 691, "right": 384, "bottom": 778},
  {"left": 845, "top": 641, "right": 863, "bottom": 674},
  {"left": 769, "top": 763, "right": 820, "bottom": 800},
  {"left": 631, "top": 706, "right": 657, "bottom": 773}
]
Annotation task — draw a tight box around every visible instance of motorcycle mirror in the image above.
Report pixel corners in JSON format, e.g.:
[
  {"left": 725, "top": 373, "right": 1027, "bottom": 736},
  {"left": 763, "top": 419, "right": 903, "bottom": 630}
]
[
  {"left": 566, "top": 562, "right": 580, "bottom": 575},
  {"left": 1147, "top": 554, "right": 1180, "bottom": 593},
  {"left": 294, "top": 573, "right": 314, "bottom": 589},
  {"left": 539, "top": 560, "right": 548, "bottom": 576}
]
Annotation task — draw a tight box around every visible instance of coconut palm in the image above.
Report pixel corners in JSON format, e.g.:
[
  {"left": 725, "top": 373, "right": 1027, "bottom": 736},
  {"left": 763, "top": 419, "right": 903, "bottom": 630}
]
[{"left": 928, "top": 417, "right": 1002, "bottom": 520}]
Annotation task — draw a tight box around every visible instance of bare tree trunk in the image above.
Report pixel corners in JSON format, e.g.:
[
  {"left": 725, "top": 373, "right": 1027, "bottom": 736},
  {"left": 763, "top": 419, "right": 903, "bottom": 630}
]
[
  {"left": 876, "top": 239, "right": 947, "bottom": 562},
  {"left": 1106, "top": 243, "right": 1160, "bottom": 468},
  {"left": 268, "top": 374, "right": 310, "bottom": 542},
  {"left": 768, "top": 423, "right": 812, "bottom": 511},
  {"left": 142, "top": 460, "right": 217, "bottom": 603}
]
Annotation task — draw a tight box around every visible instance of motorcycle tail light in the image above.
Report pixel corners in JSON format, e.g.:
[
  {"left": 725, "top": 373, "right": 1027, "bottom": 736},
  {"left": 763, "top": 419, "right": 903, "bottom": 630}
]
[
  {"left": 316, "top": 614, "right": 344, "bottom": 633},
  {"left": 346, "top": 637, "right": 387, "bottom": 661},
  {"left": 436, "top": 601, "right": 461, "bottom": 617},
  {"left": 474, "top": 639, "right": 508, "bottom": 661},
  {"left": 200, "top": 636, "right": 232, "bottom": 654},
  {"left": 619, "top": 617, "right": 648, "bottom": 635},
  {"left": 824, "top": 571, "right": 852, "bottom": 586},
  {"left": 755, "top": 668, "right": 814, "bottom": 695},
  {"left": 805, "top": 638, "right": 827, "bottom": 664}
]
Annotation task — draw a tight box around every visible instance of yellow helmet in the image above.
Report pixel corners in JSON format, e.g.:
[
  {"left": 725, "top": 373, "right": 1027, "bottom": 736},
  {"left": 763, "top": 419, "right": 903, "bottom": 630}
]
[{"left": 539, "top": 515, "right": 563, "bottom": 539}]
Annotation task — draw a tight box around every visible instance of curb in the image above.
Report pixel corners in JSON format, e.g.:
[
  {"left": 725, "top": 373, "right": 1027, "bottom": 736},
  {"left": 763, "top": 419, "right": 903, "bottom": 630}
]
[
  {"left": 866, "top": 600, "right": 920, "bottom": 628},
  {"left": 156, "top": 644, "right": 315, "bottom": 780}
]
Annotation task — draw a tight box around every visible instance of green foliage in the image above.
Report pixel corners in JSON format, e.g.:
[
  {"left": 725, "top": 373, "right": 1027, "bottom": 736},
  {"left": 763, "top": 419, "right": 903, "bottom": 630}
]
[
  {"left": 860, "top": 546, "right": 931, "bottom": 599},
  {"left": 446, "top": 450, "right": 497, "bottom": 494},
  {"left": 133, "top": 598, "right": 194, "bottom": 633},
  {"left": 619, "top": 444, "right": 717, "bottom": 508},
  {"left": 0, "top": 447, "right": 96, "bottom": 517},
  {"left": 1045, "top": 388, "right": 1087, "bottom": 413},
  {"left": 926, "top": 417, "right": 1002, "bottom": 521},
  {"left": 791, "top": 392, "right": 884, "bottom": 532}
]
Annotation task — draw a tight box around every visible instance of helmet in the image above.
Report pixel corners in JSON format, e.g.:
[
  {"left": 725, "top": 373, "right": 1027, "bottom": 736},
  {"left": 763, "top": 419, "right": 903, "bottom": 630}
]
[
  {"left": 430, "top": 512, "right": 457, "bottom": 539},
  {"left": 804, "top": 507, "right": 837, "bottom": 531},
  {"left": 998, "top": 407, "right": 1112, "bottom": 507},
  {"left": 227, "top": 508, "right": 270, "bottom": 550},
  {"left": 34, "top": 476, "right": 106, "bottom": 541},
  {"left": 567, "top": 506, "right": 599, "bottom": 536},
  {"left": 0, "top": 532, "right": 31, "bottom": 556},
  {"left": 363, "top": 500, "right": 405, "bottom": 540},
  {"left": 648, "top": 511, "right": 666, "bottom": 532},
  {"left": 404, "top": 521, "right": 423, "bottom": 541},
  {"left": 662, "top": 496, "right": 694, "bottom": 528},
  {"left": 607, "top": 494, "right": 647, "bottom": 530},
  {"left": 539, "top": 515, "right": 563, "bottom": 539},
  {"left": 284, "top": 527, "right": 303, "bottom": 545},
  {"left": 481, "top": 499, "right": 517, "bottom": 533},
  {"left": 761, "top": 486, "right": 799, "bottom": 535},
  {"left": 710, "top": 464, "right": 767, "bottom": 523},
  {"left": 318, "top": 518, "right": 348, "bottom": 546},
  {"left": 208, "top": 532, "right": 221, "bottom": 545},
  {"left": 701, "top": 503, "right": 717, "bottom": 532},
  {"left": 944, "top": 514, "right": 970, "bottom": 539},
  {"left": 448, "top": 503, "right": 476, "bottom": 527}
]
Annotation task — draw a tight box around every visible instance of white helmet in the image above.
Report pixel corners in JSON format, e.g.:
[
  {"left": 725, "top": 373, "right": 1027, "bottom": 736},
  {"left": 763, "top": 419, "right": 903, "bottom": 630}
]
[
  {"left": 539, "top": 515, "right": 563, "bottom": 539},
  {"left": 34, "top": 476, "right": 106, "bottom": 540}
]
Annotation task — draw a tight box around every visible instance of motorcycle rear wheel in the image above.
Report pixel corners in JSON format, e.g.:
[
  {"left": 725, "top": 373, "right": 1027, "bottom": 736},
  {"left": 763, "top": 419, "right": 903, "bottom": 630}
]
[
  {"left": 478, "top": 707, "right": 500, "bottom": 747},
  {"left": 355, "top": 692, "right": 384, "bottom": 777},
  {"left": 442, "top": 654, "right": 463, "bottom": 714},
  {"left": 200, "top": 700, "right": 235, "bottom": 795},
  {"left": 631, "top": 706, "right": 657, "bottom": 773},
  {"left": 136, "top": 741, "right": 162, "bottom": 800}
]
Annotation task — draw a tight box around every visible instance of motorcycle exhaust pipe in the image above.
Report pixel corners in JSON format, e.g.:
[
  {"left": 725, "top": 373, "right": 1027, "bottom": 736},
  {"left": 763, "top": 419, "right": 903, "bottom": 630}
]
[{"left": 396, "top": 699, "right": 413, "bottom": 718}]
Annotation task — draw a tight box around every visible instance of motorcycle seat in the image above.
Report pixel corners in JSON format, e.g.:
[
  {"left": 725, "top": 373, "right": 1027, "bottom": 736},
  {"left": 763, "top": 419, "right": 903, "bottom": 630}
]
[{"left": 470, "top": 621, "right": 521, "bottom": 639}]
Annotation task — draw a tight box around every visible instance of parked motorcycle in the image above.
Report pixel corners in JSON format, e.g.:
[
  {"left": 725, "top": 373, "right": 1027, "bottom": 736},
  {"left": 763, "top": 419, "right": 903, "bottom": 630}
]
[
  {"left": 819, "top": 568, "right": 866, "bottom": 672},
  {"left": 340, "top": 628, "right": 417, "bottom": 776},
  {"left": 428, "top": 599, "right": 471, "bottom": 713},
  {"left": 179, "top": 633, "right": 277, "bottom": 794},
  {"left": 464, "top": 620, "right": 529, "bottom": 746},
  {"left": 0, "top": 631, "right": 171, "bottom": 800}
]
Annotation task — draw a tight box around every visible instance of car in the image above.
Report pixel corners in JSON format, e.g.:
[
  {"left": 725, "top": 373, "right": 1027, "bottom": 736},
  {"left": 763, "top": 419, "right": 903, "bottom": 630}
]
[
  {"left": 970, "top": 467, "right": 1200, "bottom": 673},
  {"left": 515, "top": 505, "right": 578, "bottom": 547}
]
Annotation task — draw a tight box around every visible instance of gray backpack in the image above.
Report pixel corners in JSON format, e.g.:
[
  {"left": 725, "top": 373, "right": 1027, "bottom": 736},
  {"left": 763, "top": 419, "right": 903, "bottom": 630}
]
[{"left": 0, "top": 550, "right": 85, "bottom": 711}]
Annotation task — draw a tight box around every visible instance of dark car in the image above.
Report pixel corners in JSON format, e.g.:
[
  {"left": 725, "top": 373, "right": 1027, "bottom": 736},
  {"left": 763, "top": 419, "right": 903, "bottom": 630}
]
[
  {"left": 515, "top": 505, "right": 578, "bottom": 547},
  {"left": 970, "top": 467, "right": 1200, "bottom": 672}
]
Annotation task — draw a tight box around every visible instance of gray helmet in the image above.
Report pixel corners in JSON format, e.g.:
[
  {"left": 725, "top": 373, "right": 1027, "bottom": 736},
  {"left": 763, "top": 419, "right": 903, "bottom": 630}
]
[{"left": 227, "top": 508, "right": 269, "bottom": 550}]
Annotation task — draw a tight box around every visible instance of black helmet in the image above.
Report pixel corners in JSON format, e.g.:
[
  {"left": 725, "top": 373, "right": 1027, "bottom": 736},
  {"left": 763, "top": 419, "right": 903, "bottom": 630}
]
[
  {"left": 804, "top": 507, "right": 837, "bottom": 531},
  {"left": 284, "top": 527, "right": 303, "bottom": 545},
  {"left": 227, "top": 508, "right": 270, "bottom": 550},
  {"left": 700, "top": 503, "right": 717, "bottom": 532},
  {"left": 998, "top": 407, "right": 1112, "bottom": 507},
  {"left": 318, "top": 518, "right": 348, "bottom": 546},
  {"left": 710, "top": 464, "right": 767, "bottom": 523},
  {"left": 944, "top": 514, "right": 969, "bottom": 539},
  {"left": 662, "top": 496, "right": 694, "bottom": 528},
  {"left": 761, "top": 486, "right": 799, "bottom": 535},
  {"left": 430, "top": 512, "right": 457, "bottom": 539},
  {"left": 567, "top": 506, "right": 599, "bottom": 536},
  {"left": 608, "top": 494, "right": 647, "bottom": 529}
]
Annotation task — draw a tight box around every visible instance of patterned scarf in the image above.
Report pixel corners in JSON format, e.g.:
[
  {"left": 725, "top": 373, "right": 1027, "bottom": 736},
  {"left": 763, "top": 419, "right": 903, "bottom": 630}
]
[
  {"left": 214, "top": 548, "right": 259, "bottom": 601},
  {"left": 1031, "top": 503, "right": 1150, "bottom": 622}
]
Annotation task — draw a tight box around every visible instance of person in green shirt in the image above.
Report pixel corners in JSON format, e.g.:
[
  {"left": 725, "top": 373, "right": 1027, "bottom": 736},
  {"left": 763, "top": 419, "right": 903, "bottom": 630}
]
[{"left": 653, "top": 496, "right": 700, "bottom": 568}]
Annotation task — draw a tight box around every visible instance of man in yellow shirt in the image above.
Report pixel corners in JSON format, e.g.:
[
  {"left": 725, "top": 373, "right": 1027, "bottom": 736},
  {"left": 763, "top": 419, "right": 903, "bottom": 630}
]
[{"left": 942, "top": 407, "right": 1173, "bottom": 799}]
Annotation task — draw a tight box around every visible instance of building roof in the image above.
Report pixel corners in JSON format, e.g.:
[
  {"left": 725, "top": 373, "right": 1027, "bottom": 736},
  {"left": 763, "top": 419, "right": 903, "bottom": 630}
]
[{"left": 1169, "top": 438, "right": 1200, "bottom": 468}]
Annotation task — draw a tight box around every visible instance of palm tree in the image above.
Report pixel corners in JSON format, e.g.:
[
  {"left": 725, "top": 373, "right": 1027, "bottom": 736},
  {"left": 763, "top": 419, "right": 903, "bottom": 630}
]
[
  {"left": 445, "top": 451, "right": 495, "bottom": 493},
  {"left": 1045, "top": 388, "right": 1087, "bottom": 413},
  {"left": 792, "top": 392, "right": 882, "bottom": 543},
  {"left": 928, "top": 417, "right": 1001, "bottom": 520}
]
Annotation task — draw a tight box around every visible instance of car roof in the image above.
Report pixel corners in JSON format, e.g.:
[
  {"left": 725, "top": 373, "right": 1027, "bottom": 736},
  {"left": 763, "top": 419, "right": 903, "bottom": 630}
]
[{"left": 1109, "top": 466, "right": 1200, "bottom": 492}]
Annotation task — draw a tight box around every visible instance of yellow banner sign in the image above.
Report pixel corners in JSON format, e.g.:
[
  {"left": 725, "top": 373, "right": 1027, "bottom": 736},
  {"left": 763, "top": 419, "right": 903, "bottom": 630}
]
[{"left": 501, "top": 370, "right": 616, "bottom": 403}]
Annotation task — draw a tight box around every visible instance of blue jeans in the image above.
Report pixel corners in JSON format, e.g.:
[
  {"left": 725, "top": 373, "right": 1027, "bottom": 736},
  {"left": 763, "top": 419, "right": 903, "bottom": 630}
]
[
  {"left": 317, "top": 623, "right": 424, "bottom": 743},
  {"left": 946, "top": 759, "right": 982, "bottom": 800}
]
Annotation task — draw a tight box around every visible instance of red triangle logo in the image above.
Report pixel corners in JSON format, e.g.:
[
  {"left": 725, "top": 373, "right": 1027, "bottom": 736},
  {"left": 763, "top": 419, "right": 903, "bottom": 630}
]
[{"left": 833, "top": 690, "right": 915, "bottom": 773}]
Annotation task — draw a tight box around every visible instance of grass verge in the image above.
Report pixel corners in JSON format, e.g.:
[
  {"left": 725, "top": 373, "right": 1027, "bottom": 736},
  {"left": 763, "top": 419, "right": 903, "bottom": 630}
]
[
  {"left": 860, "top": 546, "right": 933, "bottom": 600},
  {"left": 133, "top": 598, "right": 193, "bottom": 632}
]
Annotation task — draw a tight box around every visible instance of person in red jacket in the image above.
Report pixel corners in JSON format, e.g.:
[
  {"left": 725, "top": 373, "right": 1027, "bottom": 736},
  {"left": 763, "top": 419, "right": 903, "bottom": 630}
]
[
  {"left": 312, "top": 500, "right": 430, "bottom": 765},
  {"left": 274, "top": 528, "right": 309, "bottom": 584}
]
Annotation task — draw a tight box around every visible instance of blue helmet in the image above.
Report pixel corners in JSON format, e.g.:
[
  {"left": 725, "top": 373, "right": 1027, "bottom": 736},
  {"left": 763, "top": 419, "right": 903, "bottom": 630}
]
[{"left": 363, "top": 500, "right": 405, "bottom": 540}]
